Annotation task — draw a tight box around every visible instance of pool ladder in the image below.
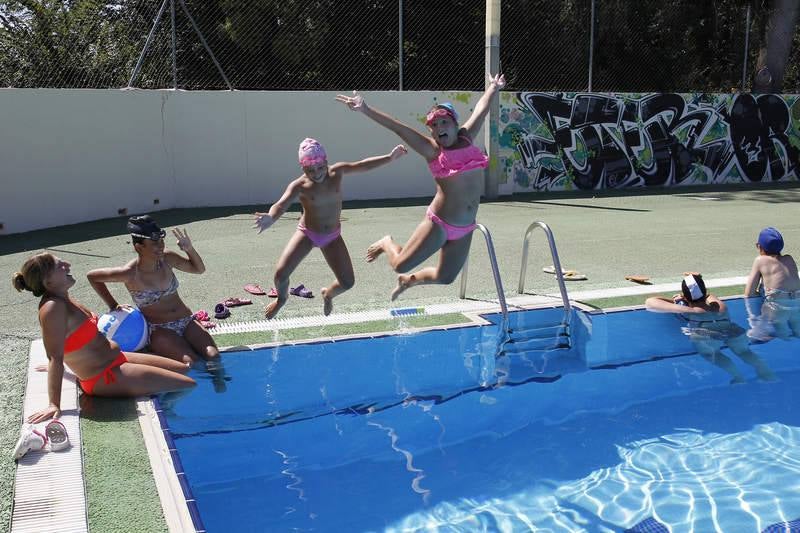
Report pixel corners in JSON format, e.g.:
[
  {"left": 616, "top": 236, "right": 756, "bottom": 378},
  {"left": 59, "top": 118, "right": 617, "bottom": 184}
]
[
  {"left": 458, "top": 223, "right": 508, "bottom": 321},
  {"left": 460, "top": 220, "right": 573, "bottom": 351}
]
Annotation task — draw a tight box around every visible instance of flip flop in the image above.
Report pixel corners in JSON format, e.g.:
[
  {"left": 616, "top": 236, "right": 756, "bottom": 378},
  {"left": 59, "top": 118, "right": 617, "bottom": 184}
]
[
  {"left": 45, "top": 419, "right": 69, "bottom": 451},
  {"left": 244, "top": 284, "right": 267, "bottom": 296},
  {"left": 222, "top": 297, "right": 252, "bottom": 307},
  {"left": 200, "top": 320, "right": 216, "bottom": 329},
  {"left": 214, "top": 303, "right": 231, "bottom": 319},
  {"left": 193, "top": 310, "right": 210, "bottom": 322},
  {"left": 625, "top": 275, "right": 652, "bottom": 285},
  {"left": 543, "top": 266, "right": 587, "bottom": 280},
  {"left": 267, "top": 287, "right": 278, "bottom": 298},
  {"left": 542, "top": 265, "right": 573, "bottom": 275},
  {"left": 289, "top": 284, "right": 314, "bottom": 298}
]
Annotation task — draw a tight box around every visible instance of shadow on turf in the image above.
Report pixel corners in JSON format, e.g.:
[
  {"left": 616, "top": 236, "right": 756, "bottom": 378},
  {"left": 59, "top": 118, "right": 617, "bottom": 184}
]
[{"left": 79, "top": 396, "right": 139, "bottom": 423}]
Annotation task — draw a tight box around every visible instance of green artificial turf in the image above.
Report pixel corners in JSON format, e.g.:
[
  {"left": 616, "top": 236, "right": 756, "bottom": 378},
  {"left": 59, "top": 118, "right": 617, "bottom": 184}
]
[
  {"left": 578, "top": 284, "right": 746, "bottom": 310},
  {"left": 80, "top": 397, "right": 167, "bottom": 533}
]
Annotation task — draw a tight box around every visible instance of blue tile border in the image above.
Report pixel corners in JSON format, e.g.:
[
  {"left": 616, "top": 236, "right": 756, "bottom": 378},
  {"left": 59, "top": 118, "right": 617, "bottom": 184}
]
[{"left": 149, "top": 395, "right": 207, "bottom": 533}]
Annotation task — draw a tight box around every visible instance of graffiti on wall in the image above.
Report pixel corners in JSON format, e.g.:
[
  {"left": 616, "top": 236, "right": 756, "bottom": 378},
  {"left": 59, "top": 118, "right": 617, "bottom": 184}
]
[{"left": 499, "top": 92, "right": 800, "bottom": 191}]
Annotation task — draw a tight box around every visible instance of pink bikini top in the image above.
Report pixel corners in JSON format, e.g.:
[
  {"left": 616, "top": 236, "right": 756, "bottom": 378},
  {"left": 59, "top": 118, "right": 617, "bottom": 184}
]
[{"left": 428, "top": 140, "right": 489, "bottom": 179}]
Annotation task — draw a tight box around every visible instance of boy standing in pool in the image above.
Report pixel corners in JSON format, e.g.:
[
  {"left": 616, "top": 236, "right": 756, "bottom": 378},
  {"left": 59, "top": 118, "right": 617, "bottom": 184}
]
[
  {"left": 253, "top": 138, "right": 406, "bottom": 319},
  {"left": 744, "top": 227, "right": 800, "bottom": 338}
]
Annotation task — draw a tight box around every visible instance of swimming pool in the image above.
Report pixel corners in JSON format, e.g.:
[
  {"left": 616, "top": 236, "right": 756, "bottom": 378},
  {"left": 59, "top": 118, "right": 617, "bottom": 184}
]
[{"left": 157, "top": 299, "right": 800, "bottom": 532}]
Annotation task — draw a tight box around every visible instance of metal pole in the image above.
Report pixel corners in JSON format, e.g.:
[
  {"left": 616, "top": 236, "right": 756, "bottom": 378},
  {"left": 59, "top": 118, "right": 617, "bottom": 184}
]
[
  {"left": 742, "top": 4, "right": 751, "bottom": 91},
  {"left": 128, "top": 0, "right": 170, "bottom": 88},
  {"left": 588, "top": 0, "right": 595, "bottom": 91},
  {"left": 484, "top": 0, "right": 501, "bottom": 200},
  {"left": 177, "top": 0, "right": 233, "bottom": 90},
  {"left": 170, "top": 0, "right": 177, "bottom": 89},
  {"left": 398, "top": 0, "right": 403, "bottom": 90}
]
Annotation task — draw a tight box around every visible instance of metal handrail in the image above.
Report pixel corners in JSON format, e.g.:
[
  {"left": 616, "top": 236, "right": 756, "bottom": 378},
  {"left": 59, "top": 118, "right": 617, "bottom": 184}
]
[
  {"left": 518, "top": 221, "right": 571, "bottom": 315},
  {"left": 458, "top": 224, "right": 508, "bottom": 321}
]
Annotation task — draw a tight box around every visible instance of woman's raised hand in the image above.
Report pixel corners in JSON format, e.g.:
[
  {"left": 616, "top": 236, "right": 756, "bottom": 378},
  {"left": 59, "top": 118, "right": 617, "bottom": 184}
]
[
  {"left": 335, "top": 90, "right": 365, "bottom": 112},
  {"left": 172, "top": 228, "right": 193, "bottom": 252},
  {"left": 389, "top": 145, "right": 408, "bottom": 160},
  {"left": 489, "top": 72, "right": 506, "bottom": 90}
]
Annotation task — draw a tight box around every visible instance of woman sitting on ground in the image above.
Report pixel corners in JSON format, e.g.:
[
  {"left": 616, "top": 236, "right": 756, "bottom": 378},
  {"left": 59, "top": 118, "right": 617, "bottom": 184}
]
[
  {"left": 87, "top": 215, "right": 219, "bottom": 363},
  {"left": 14, "top": 253, "right": 195, "bottom": 423}
]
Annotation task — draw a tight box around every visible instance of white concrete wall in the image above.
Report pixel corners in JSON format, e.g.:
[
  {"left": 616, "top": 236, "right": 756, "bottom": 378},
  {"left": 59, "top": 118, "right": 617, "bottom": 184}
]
[{"left": 0, "top": 89, "right": 484, "bottom": 234}]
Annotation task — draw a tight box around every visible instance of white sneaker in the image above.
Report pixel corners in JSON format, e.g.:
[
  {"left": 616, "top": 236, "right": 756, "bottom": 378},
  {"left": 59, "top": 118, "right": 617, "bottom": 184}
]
[{"left": 12, "top": 424, "right": 47, "bottom": 460}]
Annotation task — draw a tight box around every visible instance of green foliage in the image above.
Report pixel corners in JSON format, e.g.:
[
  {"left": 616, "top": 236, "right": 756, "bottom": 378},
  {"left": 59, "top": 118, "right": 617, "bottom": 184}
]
[
  {"left": 0, "top": 1, "right": 149, "bottom": 87},
  {"left": 1, "top": 0, "right": 798, "bottom": 91}
]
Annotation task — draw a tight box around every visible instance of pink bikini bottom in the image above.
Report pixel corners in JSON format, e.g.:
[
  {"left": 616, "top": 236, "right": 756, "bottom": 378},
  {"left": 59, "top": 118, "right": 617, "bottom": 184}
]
[
  {"left": 298, "top": 223, "right": 341, "bottom": 248},
  {"left": 426, "top": 206, "right": 476, "bottom": 241}
]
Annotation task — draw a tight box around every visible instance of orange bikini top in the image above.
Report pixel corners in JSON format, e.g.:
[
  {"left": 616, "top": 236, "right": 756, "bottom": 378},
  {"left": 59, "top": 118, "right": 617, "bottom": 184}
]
[{"left": 64, "top": 313, "right": 98, "bottom": 353}]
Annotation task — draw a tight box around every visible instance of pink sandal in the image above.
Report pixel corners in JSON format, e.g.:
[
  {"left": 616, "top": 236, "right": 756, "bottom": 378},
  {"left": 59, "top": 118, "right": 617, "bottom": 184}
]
[
  {"left": 244, "top": 284, "right": 267, "bottom": 296},
  {"left": 222, "top": 297, "right": 252, "bottom": 307}
]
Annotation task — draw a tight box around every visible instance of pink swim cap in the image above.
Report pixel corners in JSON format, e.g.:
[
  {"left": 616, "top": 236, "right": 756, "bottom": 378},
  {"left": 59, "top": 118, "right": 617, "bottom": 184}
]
[{"left": 298, "top": 138, "right": 327, "bottom": 167}]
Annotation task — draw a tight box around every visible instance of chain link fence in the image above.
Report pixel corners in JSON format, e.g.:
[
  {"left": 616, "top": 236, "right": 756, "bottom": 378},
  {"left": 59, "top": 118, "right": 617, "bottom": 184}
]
[{"left": 1, "top": 0, "right": 798, "bottom": 92}]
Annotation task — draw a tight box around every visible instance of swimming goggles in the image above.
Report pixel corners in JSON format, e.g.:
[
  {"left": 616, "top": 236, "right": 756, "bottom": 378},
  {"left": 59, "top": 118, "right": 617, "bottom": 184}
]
[{"left": 131, "top": 229, "right": 166, "bottom": 241}]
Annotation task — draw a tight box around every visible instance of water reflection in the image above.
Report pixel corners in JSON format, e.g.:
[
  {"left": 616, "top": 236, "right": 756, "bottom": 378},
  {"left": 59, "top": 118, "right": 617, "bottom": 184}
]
[
  {"left": 746, "top": 295, "right": 800, "bottom": 342},
  {"left": 680, "top": 311, "right": 775, "bottom": 383}
]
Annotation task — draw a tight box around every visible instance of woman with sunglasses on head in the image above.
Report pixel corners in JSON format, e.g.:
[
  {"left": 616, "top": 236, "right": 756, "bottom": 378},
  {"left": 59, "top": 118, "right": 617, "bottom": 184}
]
[
  {"left": 87, "top": 215, "right": 219, "bottom": 364},
  {"left": 14, "top": 253, "right": 194, "bottom": 423}
]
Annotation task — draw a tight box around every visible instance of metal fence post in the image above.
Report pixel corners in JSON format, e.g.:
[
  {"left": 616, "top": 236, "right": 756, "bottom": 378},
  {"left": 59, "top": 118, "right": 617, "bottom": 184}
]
[
  {"left": 399, "top": 0, "right": 403, "bottom": 91},
  {"left": 588, "top": 0, "right": 595, "bottom": 91},
  {"left": 127, "top": 0, "right": 170, "bottom": 88},
  {"left": 484, "top": 0, "right": 501, "bottom": 200},
  {"left": 170, "top": 0, "right": 177, "bottom": 89},
  {"left": 742, "top": 3, "right": 751, "bottom": 91},
  {"left": 177, "top": 0, "right": 233, "bottom": 90}
]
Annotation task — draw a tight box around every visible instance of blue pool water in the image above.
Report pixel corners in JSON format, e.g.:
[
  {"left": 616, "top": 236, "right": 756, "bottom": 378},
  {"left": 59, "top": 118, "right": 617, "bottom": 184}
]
[{"left": 160, "top": 299, "right": 800, "bottom": 532}]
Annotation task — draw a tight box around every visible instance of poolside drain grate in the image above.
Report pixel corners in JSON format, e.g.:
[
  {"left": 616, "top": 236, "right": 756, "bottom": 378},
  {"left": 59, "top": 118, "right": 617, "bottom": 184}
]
[{"left": 209, "top": 295, "right": 563, "bottom": 336}]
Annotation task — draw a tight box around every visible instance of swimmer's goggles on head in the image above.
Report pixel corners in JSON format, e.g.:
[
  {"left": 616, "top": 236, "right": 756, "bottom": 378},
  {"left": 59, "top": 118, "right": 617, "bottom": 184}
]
[
  {"left": 131, "top": 229, "right": 166, "bottom": 241},
  {"left": 425, "top": 103, "right": 459, "bottom": 126}
]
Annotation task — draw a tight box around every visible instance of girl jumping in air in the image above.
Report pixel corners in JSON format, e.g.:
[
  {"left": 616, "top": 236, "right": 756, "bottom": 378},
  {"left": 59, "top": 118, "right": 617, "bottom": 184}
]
[
  {"left": 336, "top": 73, "right": 505, "bottom": 300},
  {"left": 253, "top": 138, "right": 407, "bottom": 318}
]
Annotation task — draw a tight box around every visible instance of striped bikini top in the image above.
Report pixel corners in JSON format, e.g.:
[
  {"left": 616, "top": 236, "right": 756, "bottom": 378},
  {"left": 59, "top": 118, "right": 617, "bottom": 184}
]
[{"left": 127, "top": 262, "right": 179, "bottom": 307}]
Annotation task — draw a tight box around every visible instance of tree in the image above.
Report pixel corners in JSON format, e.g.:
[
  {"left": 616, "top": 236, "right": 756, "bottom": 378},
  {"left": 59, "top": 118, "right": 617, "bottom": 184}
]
[{"left": 752, "top": 0, "right": 800, "bottom": 93}]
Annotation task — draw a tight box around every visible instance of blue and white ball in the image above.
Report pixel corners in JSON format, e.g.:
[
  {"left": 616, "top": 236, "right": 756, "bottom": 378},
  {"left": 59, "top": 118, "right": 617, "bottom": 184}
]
[{"left": 97, "top": 307, "right": 149, "bottom": 352}]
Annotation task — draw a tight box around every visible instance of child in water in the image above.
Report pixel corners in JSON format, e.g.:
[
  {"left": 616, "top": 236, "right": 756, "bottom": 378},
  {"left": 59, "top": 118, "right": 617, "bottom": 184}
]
[{"left": 646, "top": 273, "right": 774, "bottom": 383}]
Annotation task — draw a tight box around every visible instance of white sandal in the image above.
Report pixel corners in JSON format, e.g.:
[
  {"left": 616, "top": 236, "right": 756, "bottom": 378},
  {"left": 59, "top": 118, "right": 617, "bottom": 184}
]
[
  {"left": 45, "top": 420, "right": 70, "bottom": 451},
  {"left": 12, "top": 424, "right": 47, "bottom": 460}
]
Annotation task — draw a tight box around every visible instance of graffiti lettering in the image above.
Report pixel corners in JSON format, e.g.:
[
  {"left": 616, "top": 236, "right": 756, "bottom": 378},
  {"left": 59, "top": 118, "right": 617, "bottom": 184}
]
[{"left": 500, "top": 92, "right": 800, "bottom": 191}]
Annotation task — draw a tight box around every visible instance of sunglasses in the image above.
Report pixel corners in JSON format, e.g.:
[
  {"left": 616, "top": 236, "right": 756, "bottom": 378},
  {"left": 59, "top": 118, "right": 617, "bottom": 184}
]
[{"left": 131, "top": 230, "right": 166, "bottom": 241}]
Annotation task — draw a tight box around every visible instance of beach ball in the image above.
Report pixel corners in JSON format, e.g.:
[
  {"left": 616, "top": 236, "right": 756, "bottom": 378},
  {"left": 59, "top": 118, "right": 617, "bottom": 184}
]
[{"left": 97, "top": 307, "right": 149, "bottom": 351}]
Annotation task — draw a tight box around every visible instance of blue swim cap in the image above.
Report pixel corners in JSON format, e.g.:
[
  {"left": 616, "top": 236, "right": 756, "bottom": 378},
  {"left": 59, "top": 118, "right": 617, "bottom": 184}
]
[{"left": 758, "top": 227, "right": 784, "bottom": 254}]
